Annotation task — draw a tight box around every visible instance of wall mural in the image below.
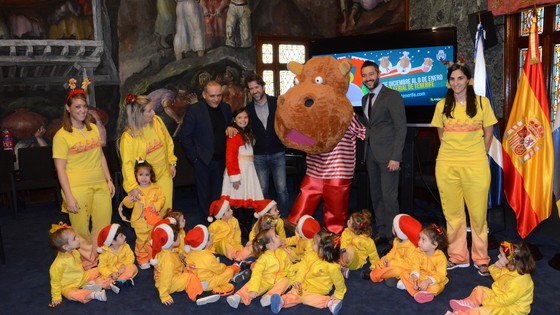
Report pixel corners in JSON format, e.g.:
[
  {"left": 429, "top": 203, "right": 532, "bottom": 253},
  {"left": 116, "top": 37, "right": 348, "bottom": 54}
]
[{"left": 0, "top": 0, "right": 407, "bottom": 154}]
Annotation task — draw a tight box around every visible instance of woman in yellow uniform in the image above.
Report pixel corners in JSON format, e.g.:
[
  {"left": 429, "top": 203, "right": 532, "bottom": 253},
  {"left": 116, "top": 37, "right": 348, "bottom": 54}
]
[
  {"left": 119, "top": 94, "right": 177, "bottom": 214},
  {"left": 53, "top": 82, "right": 115, "bottom": 270}
]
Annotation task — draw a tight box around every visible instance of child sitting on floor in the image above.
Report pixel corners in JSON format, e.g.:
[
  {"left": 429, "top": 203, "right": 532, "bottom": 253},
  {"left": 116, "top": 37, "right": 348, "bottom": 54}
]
[
  {"left": 184, "top": 224, "right": 251, "bottom": 295},
  {"left": 362, "top": 214, "right": 422, "bottom": 286},
  {"left": 445, "top": 240, "right": 535, "bottom": 315},
  {"left": 96, "top": 223, "right": 137, "bottom": 292},
  {"left": 207, "top": 198, "right": 251, "bottom": 261},
  {"left": 397, "top": 224, "right": 449, "bottom": 304},
  {"left": 339, "top": 209, "right": 380, "bottom": 278},
  {"left": 285, "top": 215, "right": 321, "bottom": 269},
  {"left": 270, "top": 230, "right": 346, "bottom": 315},
  {"left": 48, "top": 222, "right": 113, "bottom": 307}
]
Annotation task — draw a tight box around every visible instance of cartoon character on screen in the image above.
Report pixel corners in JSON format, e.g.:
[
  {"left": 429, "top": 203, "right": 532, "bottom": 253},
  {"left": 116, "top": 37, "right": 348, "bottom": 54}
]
[
  {"left": 378, "top": 56, "right": 392, "bottom": 74},
  {"left": 445, "top": 241, "right": 535, "bottom": 315},
  {"left": 396, "top": 51, "right": 412, "bottom": 74},
  {"left": 275, "top": 56, "right": 365, "bottom": 234}
]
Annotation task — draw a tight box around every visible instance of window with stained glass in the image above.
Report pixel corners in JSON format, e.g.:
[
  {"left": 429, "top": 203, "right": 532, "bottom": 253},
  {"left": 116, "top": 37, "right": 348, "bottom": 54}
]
[
  {"left": 279, "top": 70, "right": 295, "bottom": 95},
  {"left": 262, "top": 44, "right": 273, "bottom": 64},
  {"left": 552, "top": 44, "right": 560, "bottom": 122},
  {"left": 256, "top": 37, "right": 308, "bottom": 97},
  {"left": 518, "top": 46, "right": 543, "bottom": 80},
  {"left": 278, "top": 44, "right": 306, "bottom": 64},
  {"left": 520, "top": 7, "right": 544, "bottom": 36},
  {"left": 263, "top": 70, "right": 275, "bottom": 96},
  {"left": 556, "top": 4, "right": 560, "bottom": 32}
]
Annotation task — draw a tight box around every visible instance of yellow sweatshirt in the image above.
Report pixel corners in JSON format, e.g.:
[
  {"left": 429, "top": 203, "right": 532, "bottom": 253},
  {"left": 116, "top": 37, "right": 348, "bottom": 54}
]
[
  {"left": 247, "top": 248, "right": 295, "bottom": 293},
  {"left": 49, "top": 250, "right": 89, "bottom": 301},
  {"left": 296, "top": 251, "right": 347, "bottom": 300},
  {"left": 98, "top": 243, "right": 136, "bottom": 277},
  {"left": 482, "top": 264, "right": 534, "bottom": 314},
  {"left": 340, "top": 228, "right": 380, "bottom": 270}
]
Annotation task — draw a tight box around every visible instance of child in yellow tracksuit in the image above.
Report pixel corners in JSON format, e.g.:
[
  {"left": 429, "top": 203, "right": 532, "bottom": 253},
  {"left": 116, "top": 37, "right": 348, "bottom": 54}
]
[
  {"left": 249, "top": 199, "right": 286, "bottom": 240},
  {"left": 184, "top": 224, "right": 251, "bottom": 292},
  {"left": 339, "top": 209, "right": 380, "bottom": 278},
  {"left": 96, "top": 224, "right": 138, "bottom": 291},
  {"left": 227, "top": 228, "right": 295, "bottom": 309},
  {"left": 122, "top": 159, "right": 165, "bottom": 269},
  {"left": 285, "top": 215, "right": 321, "bottom": 271},
  {"left": 48, "top": 222, "right": 113, "bottom": 307},
  {"left": 365, "top": 214, "right": 422, "bottom": 284},
  {"left": 207, "top": 198, "right": 250, "bottom": 261},
  {"left": 398, "top": 224, "right": 449, "bottom": 304},
  {"left": 164, "top": 210, "right": 187, "bottom": 261},
  {"left": 445, "top": 241, "right": 535, "bottom": 315},
  {"left": 270, "top": 230, "right": 347, "bottom": 315},
  {"left": 150, "top": 219, "right": 214, "bottom": 306}
]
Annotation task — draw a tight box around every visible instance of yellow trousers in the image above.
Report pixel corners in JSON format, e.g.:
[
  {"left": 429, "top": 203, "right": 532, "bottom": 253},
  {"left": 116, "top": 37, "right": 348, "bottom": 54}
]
[
  {"left": 65, "top": 182, "right": 112, "bottom": 270},
  {"left": 435, "top": 163, "right": 491, "bottom": 266},
  {"left": 131, "top": 218, "right": 153, "bottom": 265},
  {"left": 158, "top": 173, "right": 173, "bottom": 215}
]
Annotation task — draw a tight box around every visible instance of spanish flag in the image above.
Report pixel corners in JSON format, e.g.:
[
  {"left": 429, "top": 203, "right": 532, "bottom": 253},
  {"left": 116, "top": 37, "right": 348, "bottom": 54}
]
[{"left": 502, "top": 16, "right": 553, "bottom": 239}]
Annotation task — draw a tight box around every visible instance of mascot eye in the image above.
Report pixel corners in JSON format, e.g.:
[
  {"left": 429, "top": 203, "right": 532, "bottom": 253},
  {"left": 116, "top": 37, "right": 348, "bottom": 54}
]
[
  {"left": 314, "top": 76, "right": 324, "bottom": 84},
  {"left": 293, "top": 77, "right": 300, "bottom": 85}
]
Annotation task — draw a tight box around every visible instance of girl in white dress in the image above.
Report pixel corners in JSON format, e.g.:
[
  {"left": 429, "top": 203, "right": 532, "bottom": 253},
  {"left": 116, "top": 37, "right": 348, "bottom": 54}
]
[{"left": 221, "top": 107, "right": 264, "bottom": 237}]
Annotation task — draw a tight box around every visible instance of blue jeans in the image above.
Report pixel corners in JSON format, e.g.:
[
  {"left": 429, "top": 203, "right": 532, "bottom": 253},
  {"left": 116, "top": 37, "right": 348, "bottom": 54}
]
[{"left": 254, "top": 152, "right": 289, "bottom": 217}]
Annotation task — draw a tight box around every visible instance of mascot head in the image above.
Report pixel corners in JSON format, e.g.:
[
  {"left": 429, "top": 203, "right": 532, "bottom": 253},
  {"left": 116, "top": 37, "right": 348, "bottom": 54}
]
[{"left": 275, "top": 56, "right": 354, "bottom": 154}]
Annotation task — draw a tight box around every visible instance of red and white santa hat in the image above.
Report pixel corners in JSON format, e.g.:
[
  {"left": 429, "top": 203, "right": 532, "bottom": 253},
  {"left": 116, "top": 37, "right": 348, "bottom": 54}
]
[
  {"left": 150, "top": 218, "right": 177, "bottom": 266},
  {"left": 393, "top": 214, "right": 422, "bottom": 247},
  {"left": 253, "top": 199, "right": 277, "bottom": 218},
  {"left": 208, "top": 198, "right": 230, "bottom": 222},
  {"left": 97, "top": 223, "right": 120, "bottom": 253},
  {"left": 184, "top": 224, "right": 210, "bottom": 253},
  {"left": 296, "top": 215, "right": 321, "bottom": 240}
]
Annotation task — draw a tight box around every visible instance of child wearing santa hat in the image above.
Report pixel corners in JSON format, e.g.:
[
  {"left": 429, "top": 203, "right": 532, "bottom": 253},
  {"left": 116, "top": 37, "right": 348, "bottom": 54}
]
[
  {"left": 184, "top": 224, "right": 252, "bottom": 294},
  {"left": 285, "top": 215, "right": 321, "bottom": 270},
  {"left": 97, "top": 224, "right": 137, "bottom": 293},
  {"left": 163, "top": 209, "right": 188, "bottom": 262},
  {"left": 249, "top": 199, "right": 286, "bottom": 241},
  {"left": 362, "top": 214, "right": 422, "bottom": 286},
  {"left": 207, "top": 198, "right": 251, "bottom": 261},
  {"left": 150, "top": 219, "right": 218, "bottom": 306}
]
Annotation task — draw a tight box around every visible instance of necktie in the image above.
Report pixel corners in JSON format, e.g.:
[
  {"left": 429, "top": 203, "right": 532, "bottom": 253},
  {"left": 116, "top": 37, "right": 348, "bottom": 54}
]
[{"left": 368, "top": 93, "right": 375, "bottom": 119}]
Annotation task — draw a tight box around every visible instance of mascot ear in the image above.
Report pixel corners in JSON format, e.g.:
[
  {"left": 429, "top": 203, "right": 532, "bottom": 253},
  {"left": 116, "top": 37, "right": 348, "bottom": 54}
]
[
  {"left": 287, "top": 61, "right": 304, "bottom": 74},
  {"left": 338, "top": 58, "right": 352, "bottom": 76}
]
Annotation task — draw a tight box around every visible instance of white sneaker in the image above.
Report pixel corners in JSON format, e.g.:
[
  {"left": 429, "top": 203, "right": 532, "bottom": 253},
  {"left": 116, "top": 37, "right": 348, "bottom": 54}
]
[
  {"left": 227, "top": 294, "right": 241, "bottom": 309},
  {"left": 396, "top": 280, "right": 406, "bottom": 290},
  {"left": 82, "top": 283, "right": 102, "bottom": 292},
  {"left": 260, "top": 294, "right": 271, "bottom": 307},
  {"left": 92, "top": 290, "right": 107, "bottom": 302},
  {"left": 196, "top": 291, "right": 220, "bottom": 306},
  {"left": 109, "top": 283, "right": 120, "bottom": 294},
  {"left": 327, "top": 299, "right": 342, "bottom": 315},
  {"left": 139, "top": 263, "right": 151, "bottom": 270}
]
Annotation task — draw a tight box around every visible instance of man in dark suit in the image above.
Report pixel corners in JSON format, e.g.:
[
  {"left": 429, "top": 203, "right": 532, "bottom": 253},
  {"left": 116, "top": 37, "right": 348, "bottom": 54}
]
[
  {"left": 358, "top": 60, "right": 407, "bottom": 244},
  {"left": 180, "top": 80, "right": 232, "bottom": 223},
  {"left": 245, "top": 73, "right": 289, "bottom": 216}
]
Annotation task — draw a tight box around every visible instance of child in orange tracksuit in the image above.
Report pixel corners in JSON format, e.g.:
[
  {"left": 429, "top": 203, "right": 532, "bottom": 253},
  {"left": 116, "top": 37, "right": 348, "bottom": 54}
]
[
  {"left": 150, "top": 219, "right": 215, "bottom": 306},
  {"left": 339, "top": 209, "right": 380, "bottom": 278},
  {"left": 227, "top": 228, "right": 295, "bottom": 309},
  {"left": 96, "top": 224, "right": 137, "bottom": 292},
  {"left": 364, "top": 214, "right": 422, "bottom": 285},
  {"left": 122, "top": 159, "right": 165, "bottom": 269},
  {"left": 270, "top": 230, "right": 347, "bottom": 315},
  {"left": 48, "top": 222, "right": 113, "bottom": 307},
  {"left": 184, "top": 224, "right": 251, "bottom": 293},
  {"left": 397, "top": 224, "right": 449, "bottom": 304},
  {"left": 207, "top": 198, "right": 251, "bottom": 261}
]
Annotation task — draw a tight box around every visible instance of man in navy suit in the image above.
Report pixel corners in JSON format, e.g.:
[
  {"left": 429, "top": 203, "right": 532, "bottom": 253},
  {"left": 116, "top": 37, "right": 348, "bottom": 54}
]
[
  {"left": 245, "top": 73, "right": 289, "bottom": 216},
  {"left": 180, "top": 80, "right": 232, "bottom": 223},
  {"left": 358, "top": 60, "right": 407, "bottom": 244}
]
